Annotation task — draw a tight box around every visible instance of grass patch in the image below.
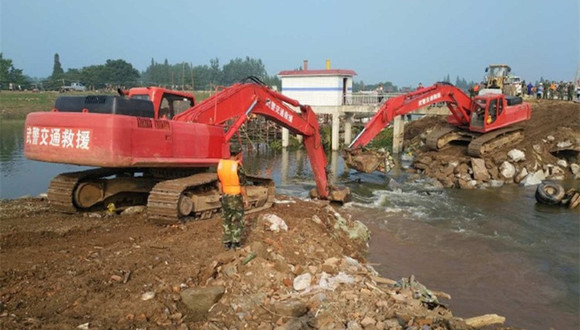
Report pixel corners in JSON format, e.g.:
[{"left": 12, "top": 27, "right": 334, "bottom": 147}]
[
  {"left": 0, "top": 90, "right": 213, "bottom": 120},
  {"left": 0, "top": 92, "right": 60, "bottom": 119}
]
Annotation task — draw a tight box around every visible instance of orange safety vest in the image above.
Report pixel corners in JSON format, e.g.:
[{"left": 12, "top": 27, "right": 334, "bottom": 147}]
[
  {"left": 473, "top": 84, "right": 480, "bottom": 92},
  {"left": 217, "top": 159, "right": 241, "bottom": 195}
]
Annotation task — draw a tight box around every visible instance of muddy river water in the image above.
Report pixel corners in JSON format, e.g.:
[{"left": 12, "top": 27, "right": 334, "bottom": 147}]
[{"left": 1, "top": 120, "right": 579, "bottom": 329}]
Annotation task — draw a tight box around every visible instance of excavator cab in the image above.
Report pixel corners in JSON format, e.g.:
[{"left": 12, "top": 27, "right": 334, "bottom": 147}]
[
  {"left": 128, "top": 87, "right": 195, "bottom": 120},
  {"left": 469, "top": 94, "right": 516, "bottom": 133},
  {"left": 158, "top": 93, "right": 194, "bottom": 119}
]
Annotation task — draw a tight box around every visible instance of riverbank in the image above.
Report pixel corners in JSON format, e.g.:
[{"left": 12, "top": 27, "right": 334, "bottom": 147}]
[{"left": 0, "top": 196, "right": 510, "bottom": 329}]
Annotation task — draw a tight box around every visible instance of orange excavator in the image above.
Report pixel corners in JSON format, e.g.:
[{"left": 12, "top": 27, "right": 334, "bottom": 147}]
[
  {"left": 24, "top": 77, "right": 350, "bottom": 224},
  {"left": 344, "top": 82, "right": 531, "bottom": 173}
]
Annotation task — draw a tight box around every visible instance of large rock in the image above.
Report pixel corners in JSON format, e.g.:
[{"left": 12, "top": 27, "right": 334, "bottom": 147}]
[
  {"left": 489, "top": 180, "right": 504, "bottom": 188},
  {"left": 471, "top": 158, "right": 490, "bottom": 181},
  {"left": 122, "top": 205, "right": 146, "bottom": 215},
  {"left": 458, "top": 179, "right": 476, "bottom": 190},
  {"left": 507, "top": 149, "right": 526, "bottom": 162},
  {"left": 550, "top": 166, "right": 565, "bottom": 176},
  {"left": 438, "top": 177, "right": 455, "bottom": 188},
  {"left": 570, "top": 163, "right": 580, "bottom": 175},
  {"left": 488, "top": 166, "right": 500, "bottom": 180},
  {"left": 557, "top": 140, "right": 572, "bottom": 149},
  {"left": 556, "top": 159, "right": 568, "bottom": 168},
  {"left": 514, "top": 167, "right": 528, "bottom": 184},
  {"left": 271, "top": 300, "right": 308, "bottom": 317},
  {"left": 293, "top": 273, "right": 312, "bottom": 291},
  {"left": 519, "top": 170, "right": 546, "bottom": 186},
  {"left": 180, "top": 286, "right": 225, "bottom": 321},
  {"left": 499, "top": 161, "right": 515, "bottom": 179},
  {"left": 454, "top": 163, "right": 470, "bottom": 175}
]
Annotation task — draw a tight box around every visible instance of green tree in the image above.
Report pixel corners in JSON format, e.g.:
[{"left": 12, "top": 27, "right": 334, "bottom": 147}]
[
  {"left": 222, "top": 57, "right": 267, "bottom": 85},
  {"left": 52, "top": 53, "right": 64, "bottom": 78},
  {"left": 44, "top": 53, "right": 66, "bottom": 90},
  {"left": 103, "top": 59, "right": 140, "bottom": 87},
  {"left": 0, "top": 53, "right": 29, "bottom": 89}
]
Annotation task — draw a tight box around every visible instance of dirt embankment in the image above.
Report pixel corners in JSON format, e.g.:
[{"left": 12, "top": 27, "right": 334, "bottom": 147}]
[
  {"left": 0, "top": 196, "right": 509, "bottom": 329},
  {"left": 404, "top": 100, "right": 580, "bottom": 189}
]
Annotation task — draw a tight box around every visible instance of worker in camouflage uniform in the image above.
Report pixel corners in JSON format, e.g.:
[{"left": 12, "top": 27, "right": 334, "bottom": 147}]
[
  {"left": 542, "top": 81, "right": 549, "bottom": 99},
  {"left": 217, "top": 150, "right": 248, "bottom": 250},
  {"left": 567, "top": 82, "right": 575, "bottom": 101}
]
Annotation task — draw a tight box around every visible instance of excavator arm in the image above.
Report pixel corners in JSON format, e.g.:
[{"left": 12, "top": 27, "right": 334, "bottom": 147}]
[
  {"left": 348, "top": 83, "right": 474, "bottom": 149},
  {"left": 174, "top": 78, "right": 349, "bottom": 202},
  {"left": 344, "top": 83, "right": 475, "bottom": 173}
]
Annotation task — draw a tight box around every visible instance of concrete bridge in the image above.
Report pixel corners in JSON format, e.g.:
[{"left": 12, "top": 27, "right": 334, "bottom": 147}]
[{"left": 281, "top": 93, "right": 450, "bottom": 153}]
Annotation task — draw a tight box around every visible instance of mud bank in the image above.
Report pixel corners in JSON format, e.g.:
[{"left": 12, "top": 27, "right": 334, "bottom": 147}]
[{"left": 0, "top": 196, "right": 511, "bottom": 329}]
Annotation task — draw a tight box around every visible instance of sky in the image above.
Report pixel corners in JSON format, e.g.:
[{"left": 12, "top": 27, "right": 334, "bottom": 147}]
[{"left": 1, "top": 0, "right": 578, "bottom": 87}]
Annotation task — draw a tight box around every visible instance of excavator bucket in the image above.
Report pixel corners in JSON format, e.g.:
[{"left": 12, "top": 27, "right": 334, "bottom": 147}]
[
  {"left": 310, "top": 185, "right": 352, "bottom": 203},
  {"left": 343, "top": 149, "right": 394, "bottom": 173}
]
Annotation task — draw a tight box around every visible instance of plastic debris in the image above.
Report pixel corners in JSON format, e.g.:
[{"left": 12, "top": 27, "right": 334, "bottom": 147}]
[{"left": 263, "top": 214, "right": 288, "bottom": 232}]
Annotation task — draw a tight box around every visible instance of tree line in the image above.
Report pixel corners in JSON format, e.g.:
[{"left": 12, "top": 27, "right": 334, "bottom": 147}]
[
  {"left": 0, "top": 53, "right": 282, "bottom": 91},
  {"left": 0, "top": 52, "right": 475, "bottom": 92}
]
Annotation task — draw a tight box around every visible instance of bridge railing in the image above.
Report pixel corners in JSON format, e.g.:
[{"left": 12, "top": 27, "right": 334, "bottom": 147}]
[{"left": 344, "top": 92, "right": 403, "bottom": 105}]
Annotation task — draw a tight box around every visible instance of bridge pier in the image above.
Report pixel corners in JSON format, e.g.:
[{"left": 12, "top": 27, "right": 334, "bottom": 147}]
[
  {"left": 392, "top": 115, "right": 404, "bottom": 154},
  {"left": 332, "top": 112, "right": 340, "bottom": 151},
  {"left": 344, "top": 113, "right": 354, "bottom": 146},
  {"left": 282, "top": 128, "right": 290, "bottom": 148}
]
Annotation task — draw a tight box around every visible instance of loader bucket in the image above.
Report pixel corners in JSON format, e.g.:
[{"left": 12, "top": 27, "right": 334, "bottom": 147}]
[{"left": 343, "top": 149, "right": 394, "bottom": 174}]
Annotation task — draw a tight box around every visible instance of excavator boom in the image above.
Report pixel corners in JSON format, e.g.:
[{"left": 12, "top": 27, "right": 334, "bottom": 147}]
[
  {"left": 348, "top": 83, "right": 473, "bottom": 149},
  {"left": 175, "top": 78, "right": 343, "bottom": 200}
]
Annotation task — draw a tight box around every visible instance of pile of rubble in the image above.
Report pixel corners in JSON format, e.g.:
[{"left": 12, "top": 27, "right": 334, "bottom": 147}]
[
  {"left": 0, "top": 196, "right": 511, "bottom": 328},
  {"left": 412, "top": 144, "right": 579, "bottom": 190},
  {"left": 403, "top": 100, "right": 579, "bottom": 191},
  {"left": 176, "top": 197, "right": 503, "bottom": 329}
]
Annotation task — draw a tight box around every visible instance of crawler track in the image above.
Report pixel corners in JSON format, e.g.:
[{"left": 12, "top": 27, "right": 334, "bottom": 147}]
[
  {"left": 467, "top": 127, "right": 524, "bottom": 157},
  {"left": 47, "top": 168, "right": 122, "bottom": 213},
  {"left": 147, "top": 173, "right": 219, "bottom": 225},
  {"left": 49, "top": 169, "right": 276, "bottom": 225},
  {"left": 426, "top": 126, "right": 473, "bottom": 150}
]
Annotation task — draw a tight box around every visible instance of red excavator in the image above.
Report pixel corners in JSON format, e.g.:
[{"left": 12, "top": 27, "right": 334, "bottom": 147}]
[
  {"left": 344, "top": 82, "right": 531, "bottom": 172},
  {"left": 24, "top": 77, "right": 349, "bottom": 224}
]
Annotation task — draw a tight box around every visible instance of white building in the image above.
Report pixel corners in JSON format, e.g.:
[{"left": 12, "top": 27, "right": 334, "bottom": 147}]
[{"left": 278, "top": 61, "right": 356, "bottom": 106}]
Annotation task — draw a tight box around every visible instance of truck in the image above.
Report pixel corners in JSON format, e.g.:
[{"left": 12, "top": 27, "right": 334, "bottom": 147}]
[
  {"left": 24, "top": 77, "right": 350, "bottom": 223},
  {"left": 60, "top": 82, "right": 87, "bottom": 92}
]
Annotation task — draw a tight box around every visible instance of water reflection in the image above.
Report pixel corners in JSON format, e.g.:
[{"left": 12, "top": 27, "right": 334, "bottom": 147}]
[{"left": 1, "top": 120, "right": 90, "bottom": 198}]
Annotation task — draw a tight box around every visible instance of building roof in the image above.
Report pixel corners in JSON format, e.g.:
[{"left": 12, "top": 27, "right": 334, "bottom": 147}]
[{"left": 278, "top": 69, "right": 357, "bottom": 77}]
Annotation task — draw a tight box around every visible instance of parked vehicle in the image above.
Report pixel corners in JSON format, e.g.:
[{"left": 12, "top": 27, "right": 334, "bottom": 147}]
[{"left": 60, "top": 82, "right": 86, "bottom": 92}]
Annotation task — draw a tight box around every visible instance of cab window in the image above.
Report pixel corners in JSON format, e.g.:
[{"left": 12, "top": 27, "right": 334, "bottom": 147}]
[{"left": 159, "top": 94, "right": 194, "bottom": 119}]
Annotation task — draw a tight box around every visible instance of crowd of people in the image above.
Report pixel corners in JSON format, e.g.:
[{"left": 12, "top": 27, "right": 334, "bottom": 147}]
[{"left": 525, "top": 80, "right": 579, "bottom": 100}]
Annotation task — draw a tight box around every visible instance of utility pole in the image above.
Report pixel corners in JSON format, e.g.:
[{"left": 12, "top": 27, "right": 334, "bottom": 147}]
[
  {"left": 190, "top": 62, "right": 194, "bottom": 91},
  {"left": 181, "top": 62, "right": 185, "bottom": 90},
  {"left": 575, "top": 61, "right": 580, "bottom": 102}
]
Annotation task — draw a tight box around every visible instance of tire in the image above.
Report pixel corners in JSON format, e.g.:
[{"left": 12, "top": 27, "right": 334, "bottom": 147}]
[{"left": 535, "top": 181, "right": 565, "bottom": 205}]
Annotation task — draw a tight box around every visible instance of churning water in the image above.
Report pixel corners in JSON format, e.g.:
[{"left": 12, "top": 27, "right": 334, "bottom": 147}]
[{"left": 1, "top": 120, "right": 578, "bottom": 329}]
